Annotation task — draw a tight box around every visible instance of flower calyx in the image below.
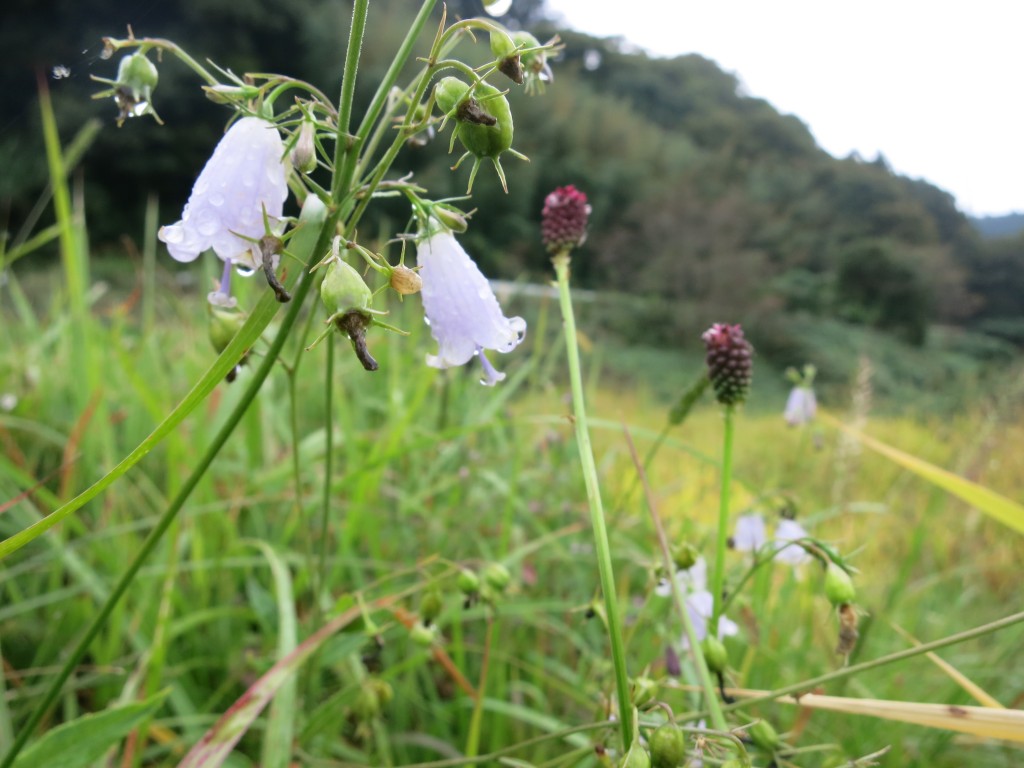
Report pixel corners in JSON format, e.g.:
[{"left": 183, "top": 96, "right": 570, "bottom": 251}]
[{"left": 91, "top": 50, "right": 162, "bottom": 126}]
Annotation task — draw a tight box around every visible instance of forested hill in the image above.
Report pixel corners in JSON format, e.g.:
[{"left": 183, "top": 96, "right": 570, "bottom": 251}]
[
  {"left": 971, "top": 213, "right": 1024, "bottom": 240},
  {"left": 4, "top": 0, "right": 1023, "bottom": 350}
]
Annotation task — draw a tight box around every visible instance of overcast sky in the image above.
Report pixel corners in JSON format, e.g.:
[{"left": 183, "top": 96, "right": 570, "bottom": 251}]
[{"left": 543, "top": 0, "right": 1023, "bottom": 217}]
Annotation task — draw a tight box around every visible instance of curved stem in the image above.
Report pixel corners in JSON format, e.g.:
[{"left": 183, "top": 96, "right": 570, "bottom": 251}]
[{"left": 552, "top": 251, "right": 632, "bottom": 749}]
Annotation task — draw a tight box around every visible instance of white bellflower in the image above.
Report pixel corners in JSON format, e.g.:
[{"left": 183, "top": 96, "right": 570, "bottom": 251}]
[
  {"left": 416, "top": 231, "right": 526, "bottom": 385},
  {"left": 158, "top": 117, "right": 288, "bottom": 271}
]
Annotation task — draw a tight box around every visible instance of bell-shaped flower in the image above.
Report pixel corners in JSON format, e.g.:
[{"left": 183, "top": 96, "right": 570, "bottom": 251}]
[
  {"left": 784, "top": 385, "right": 817, "bottom": 426},
  {"left": 158, "top": 117, "right": 289, "bottom": 270},
  {"left": 732, "top": 514, "right": 766, "bottom": 552},
  {"left": 655, "top": 557, "right": 738, "bottom": 648},
  {"left": 774, "top": 518, "right": 812, "bottom": 566},
  {"left": 415, "top": 230, "right": 526, "bottom": 386}
]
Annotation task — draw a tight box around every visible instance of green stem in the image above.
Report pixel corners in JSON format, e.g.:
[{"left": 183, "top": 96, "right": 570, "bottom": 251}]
[
  {"left": 694, "top": 610, "right": 1024, "bottom": 719},
  {"left": 552, "top": 251, "right": 632, "bottom": 749},
  {"left": 709, "top": 405, "right": 735, "bottom": 638},
  {"left": 620, "top": 428, "right": 727, "bottom": 732},
  {"left": 316, "top": 339, "right": 335, "bottom": 607},
  {"left": 331, "top": 0, "right": 370, "bottom": 202},
  {"left": 0, "top": 270, "right": 321, "bottom": 768}
]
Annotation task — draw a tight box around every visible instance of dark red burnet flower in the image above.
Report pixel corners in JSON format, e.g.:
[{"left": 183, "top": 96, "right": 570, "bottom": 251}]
[
  {"left": 702, "top": 323, "right": 753, "bottom": 406},
  {"left": 541, "top": 185, "right": 590, "bottom": 254}
]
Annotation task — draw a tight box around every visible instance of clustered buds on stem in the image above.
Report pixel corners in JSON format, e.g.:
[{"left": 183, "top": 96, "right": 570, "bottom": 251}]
[
  {"left": 702, "top": 324, "right": 753, "bottom": 407},
  {"left": 541, "top": 185, "right": 590, "bottom": 255}
]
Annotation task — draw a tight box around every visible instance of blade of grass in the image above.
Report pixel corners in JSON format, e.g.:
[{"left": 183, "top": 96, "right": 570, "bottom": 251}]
[{"left": 820, "top": 411, "right": 1024, "bottom": 535}]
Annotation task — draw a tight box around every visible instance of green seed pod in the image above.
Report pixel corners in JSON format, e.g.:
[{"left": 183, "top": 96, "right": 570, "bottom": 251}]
[
  {"left": 457, "top": 568, "right": 480, "bottom": 595},
  {"left": 701, "top": 635, "right": 728, "bottom": 674},
  {"left": 620, "top": 742, "right": 652, "bottom": 768},
  {"left": 208, "top": 305, "right": 246, "bottom": 353},
  {"left": 511, "top": 30, "right": 545, "bottom": 75},
  {"left": 419, "top": 588, "right": 444, "bottom": 623},
  {"left": 489, "top": 29, "right": 524, "bottom": 84},
  {"left": 483, "top": 562, "right": 511, "bottom": 593},
  {"left": 321, "top": 258, "right": 371, "bottom": 314},
  {"left": 456, "top": 81, "right": 514, "bottom": 160},
  {"left": 749, "top": 719, "right": 780, "bottom": 752},
  {"left": 434, "top": 76, "right": 471, "bottom": 115},
  {"left": 118, "top": 52, "right": 158, "bottom": 97},
  {"left": 649, "top": 723, "right": 685, "bottom": 768},
  {"left": 410, "top": 621, "right": 437, "bottom": 647},
  {"left": 824, "top": 561, "right": 856, "bottom": 607}
]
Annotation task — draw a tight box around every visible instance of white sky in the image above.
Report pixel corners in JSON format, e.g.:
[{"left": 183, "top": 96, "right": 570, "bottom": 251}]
[{"left": 543, "top": 0, "right": 1023, "bottom": 217}]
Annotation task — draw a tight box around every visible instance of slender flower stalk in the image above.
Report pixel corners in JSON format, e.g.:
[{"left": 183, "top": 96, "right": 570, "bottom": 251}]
[
  {"left": 543, "top": 185, "right": 632, "bottom": 747},
  {"left": 552, "top": 252, "right": 631, "bottom": 748},
  {"left": 709, "top": 405, "right": 735, "bottom": 638}
]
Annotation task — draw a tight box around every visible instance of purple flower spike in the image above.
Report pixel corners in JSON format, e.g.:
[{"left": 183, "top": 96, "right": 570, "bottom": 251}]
[
  {"left": 159, "top": 117, "right": 288, "bottom": 269},
  {"left": 416, "top": 231, "right": 526, "bottom": 386}
]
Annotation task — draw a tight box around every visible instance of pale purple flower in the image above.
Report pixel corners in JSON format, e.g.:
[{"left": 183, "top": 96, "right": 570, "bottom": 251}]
[
  {"left": 773, "top": 518, "right": 812, "bottom": 566},
  {"left": 733, "top": 514, "right": 766, "bottom": 552},
  {"left": 158, "top": 117, "right": 288, "bottom": 270},
  {"left": 655, "top": 557, "right": 738, "bottom": 648},
  {"left": 784, "top": 385, "right": 817, "bottom": 426},
  {"left": 416, "top": 231, "right": 526, "bottom": 386}
]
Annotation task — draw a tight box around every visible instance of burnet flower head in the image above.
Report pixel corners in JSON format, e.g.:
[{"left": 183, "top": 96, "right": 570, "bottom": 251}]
[
  {"left": 655, "top": 557, "right": 738, "bottom": 648},
  {"left": 158, "top": 116, "right": 289, "bottom": 302},
  {"left": 415, "top": 216, "right": 526, "bottom": 386}
]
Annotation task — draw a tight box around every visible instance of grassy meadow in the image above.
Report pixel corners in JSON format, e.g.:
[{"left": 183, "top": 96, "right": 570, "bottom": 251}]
[{"left": 0, "top": 245, "right": 1022, "bottom": 767}]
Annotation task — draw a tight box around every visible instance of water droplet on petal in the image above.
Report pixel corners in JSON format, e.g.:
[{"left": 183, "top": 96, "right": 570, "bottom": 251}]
[
  {"left": 483, "top": 0, "right": 512, "bottom": 16},
  {"left": 209, "top": 192, "right": 225, "bottom": 207},
  {"left": 159, "top": 224, "right": 184, "bottom": 244},
  {"left": 235, "top": 264, "right": 256, "bottom": 278}
]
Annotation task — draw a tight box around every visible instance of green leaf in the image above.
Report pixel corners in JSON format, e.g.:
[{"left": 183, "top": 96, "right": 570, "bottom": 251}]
[
  {"left": 823, "top": 413, "right": 1024, "bottom": 535},
  {"left": 13, "top": 691, "right": 168, "bottom": 768},
  {"left": 668, "top": 372, "right": 709, "bottom": 426}
]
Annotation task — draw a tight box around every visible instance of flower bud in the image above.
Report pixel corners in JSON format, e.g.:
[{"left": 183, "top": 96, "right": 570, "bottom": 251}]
[
  {"left": 432, "top": 204, "right": 469, "bottom": 233},
  {"left": 291, "top": 119, "right": 318, "bottom": 174},
  {"left": 671, "top": 542, "right": 699, "bottom": 571},
  {"left": 389, "top": 264, "right": 422, "bottom": 296},
  {"left": 482, "top": 562, "right": 511, "bottom": 593},
  {"left": 701, "top": 324, "right": 753, "bottom": 407},
  {"left": 701, "top": 635, "right": 728, "bottom": 674},
  {"left": 748, "top": 719, "right": 780, "bottom": 752},
  {"left": 203, "top": 83, "right": 261, "bottom": 105},
  {"left": 541, "top": 185, "right": 590, "bottom": 255},
  {"left": 631, "top": 676, "right": 658, "bottom": 708},
  {"left": 649, "top": 724, "right": 685, "bottom": 768},
  {"left": 419, "top": 588, "right": 444, "bottom": 624},
  {"left": 824, "top": 561, "right": 856, "bottom": 607},
  {"left": 321, "top": 258, "right": 372, "bottom": 314}
]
